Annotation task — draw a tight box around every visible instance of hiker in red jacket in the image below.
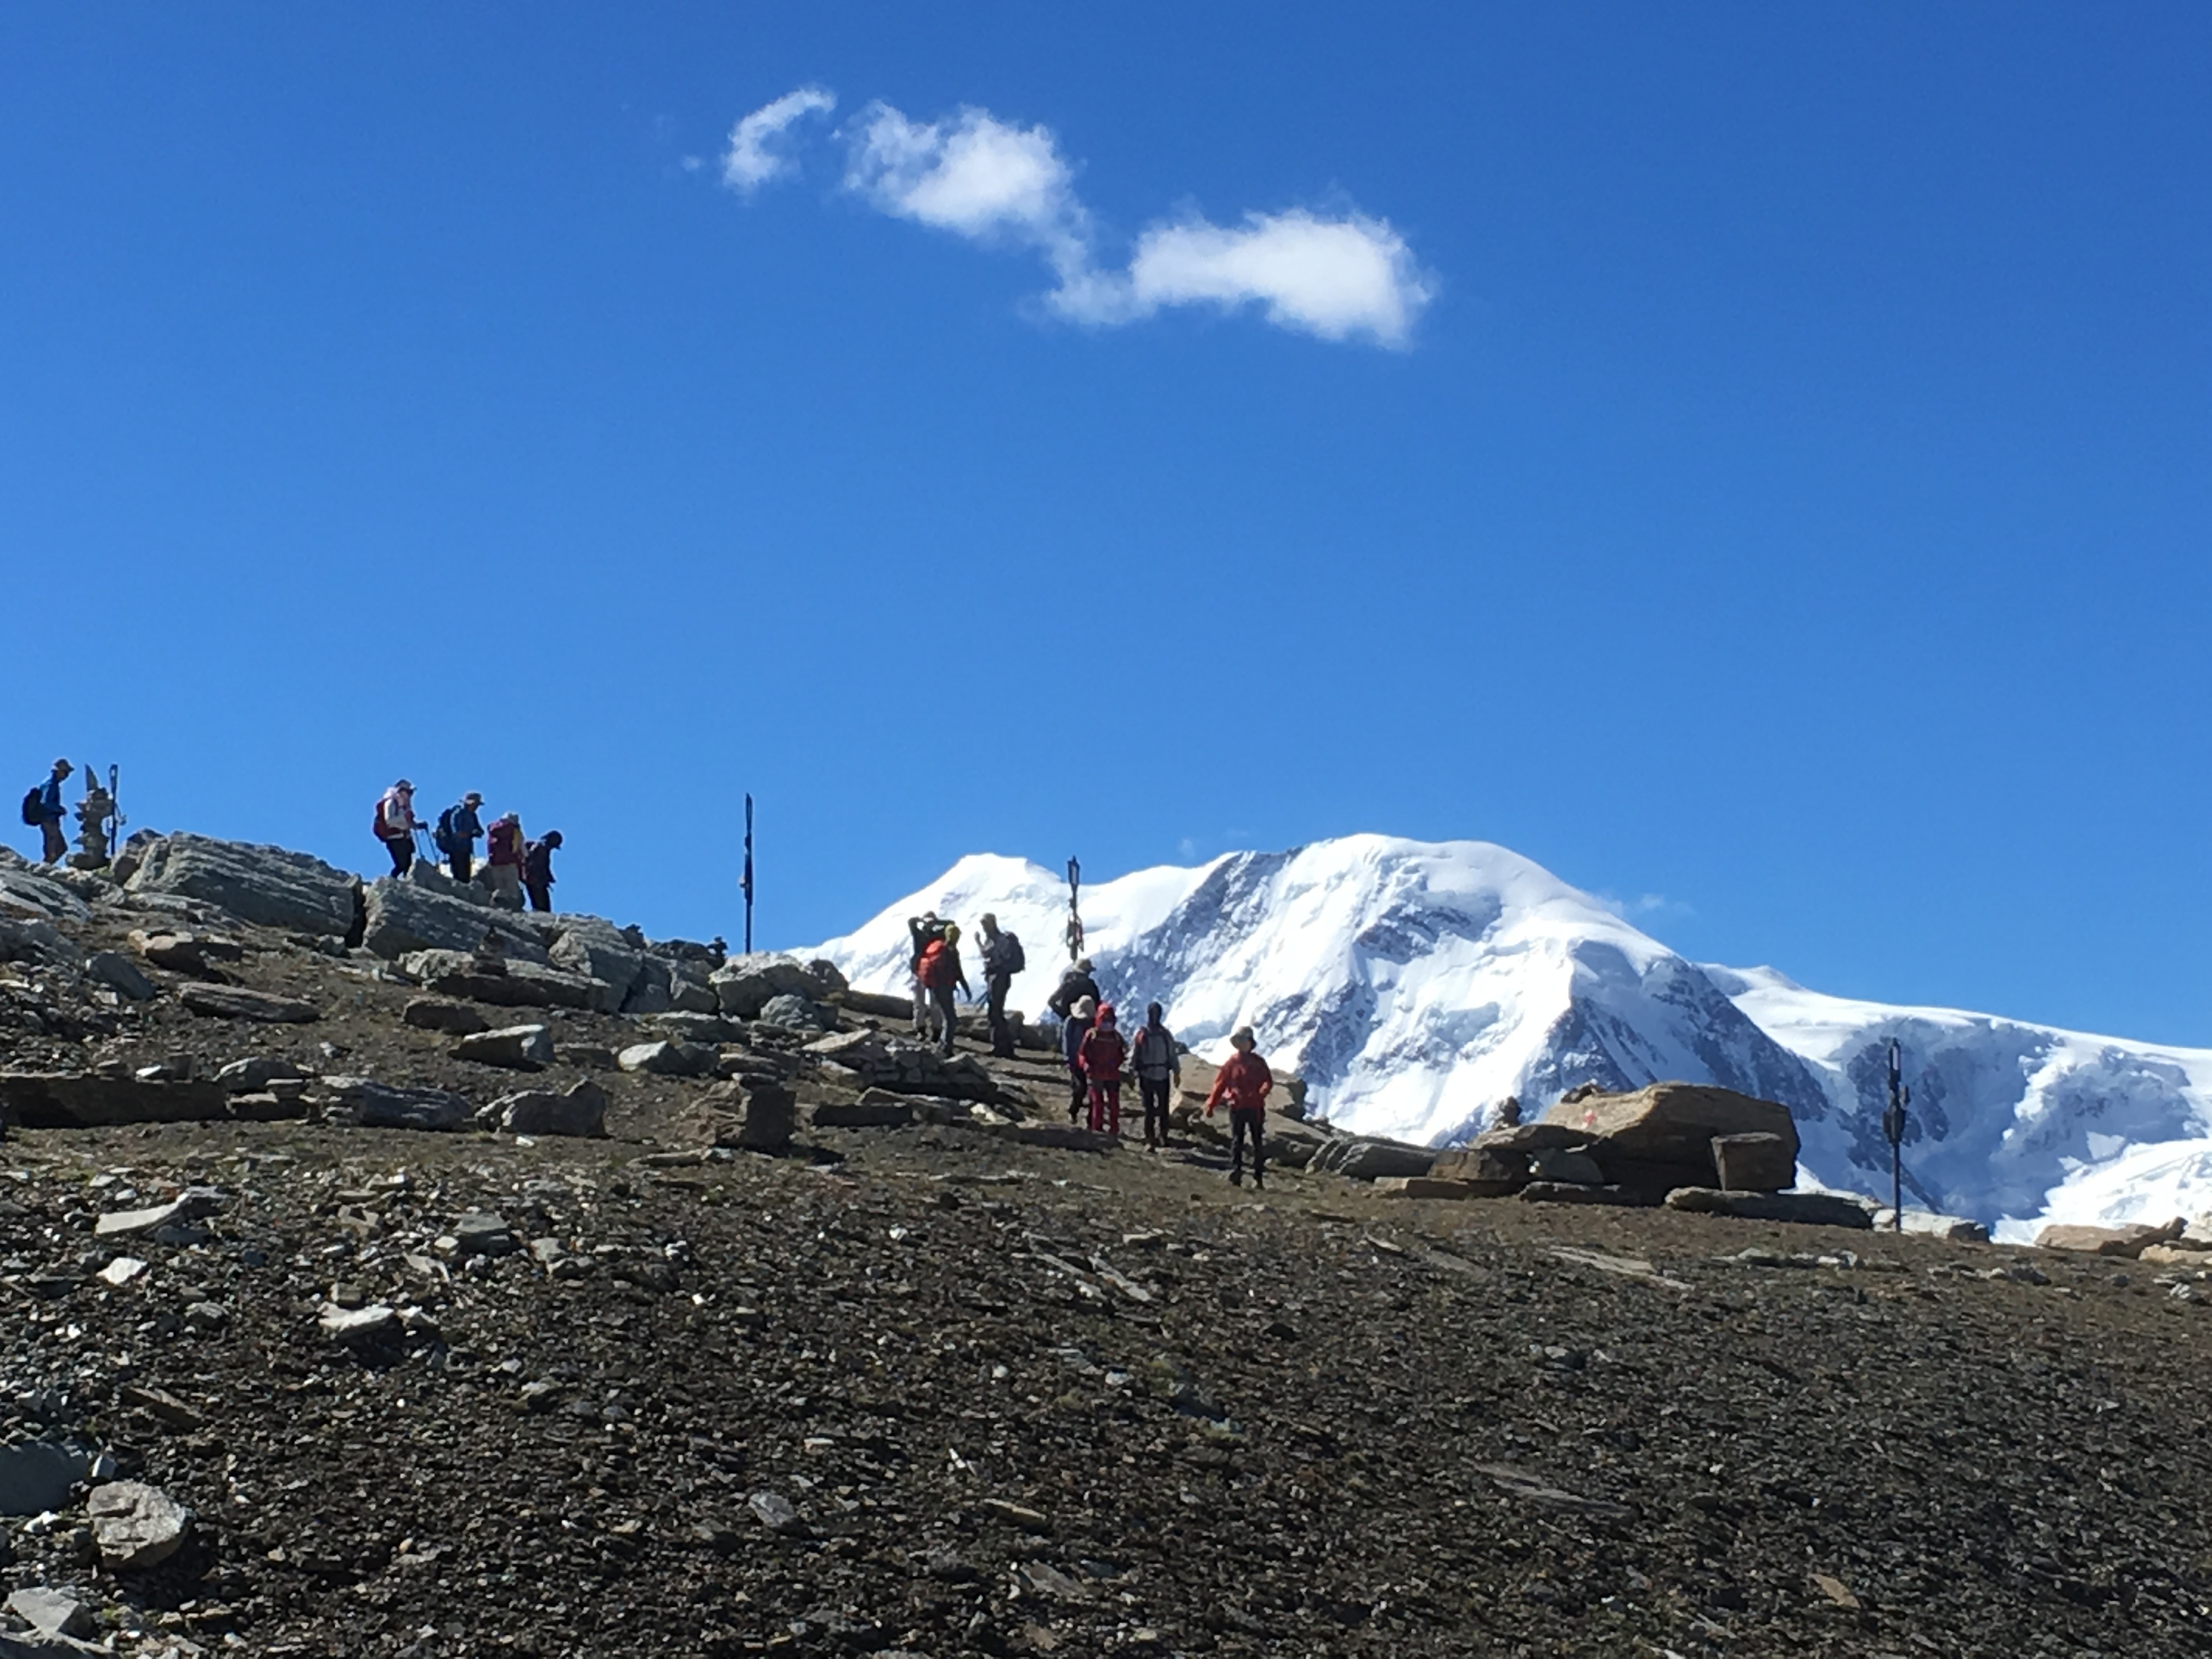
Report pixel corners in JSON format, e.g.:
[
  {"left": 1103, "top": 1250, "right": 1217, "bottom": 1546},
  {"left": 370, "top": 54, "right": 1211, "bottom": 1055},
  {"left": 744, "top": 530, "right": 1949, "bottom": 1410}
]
[
  {"left": 483, "top": 813, "right": 525, "bottom": 910},
  {"left": 1077, "top": 1002, "right": 1128, "bottom": 1137},
  {"left": 1205, "top": 1025, "right": 1274, "bottom": 1188},
  {"left": 917, "top": 922, "right": 971, "bottom": 1058}
]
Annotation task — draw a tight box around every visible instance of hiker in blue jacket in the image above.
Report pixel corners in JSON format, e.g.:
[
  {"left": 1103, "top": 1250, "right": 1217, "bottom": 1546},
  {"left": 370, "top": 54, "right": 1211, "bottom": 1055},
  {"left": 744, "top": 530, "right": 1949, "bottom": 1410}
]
[
  {"left": 24, "top": 759, "right": 71, "bottom": 865},
  {"left": 435, "top": 792, "right": 484, "bottom": 882}
]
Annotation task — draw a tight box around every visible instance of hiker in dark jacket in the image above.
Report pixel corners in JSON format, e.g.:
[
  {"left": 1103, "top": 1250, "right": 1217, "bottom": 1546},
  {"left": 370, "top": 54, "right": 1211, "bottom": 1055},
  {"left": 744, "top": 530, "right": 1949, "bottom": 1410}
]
[
  {"left": 917, "top": 922, "right": 970, "bottom": 1056},
  {"left": 906, "top": 911, "right": 944, "bottom": 1037},
  {"left": 523, "top": 830, "right": 562, "bottom": 913},
  {"left": 1060, "top": 995, "right": 1096, "bottom": 1124},
  {"left": 1047, "top": 958, "right": 1101, "bottom": 1020},
  {"left": 1130, "top": 1001, "right": 1182, "bottom": 1150},
  {"left": 977, "top": 912, "right": 1025, "bottom": 1058},
  {"left": 26, "top": 759, "right": 71, "bottom": 865},
  {"left": 437, "top": 792, "right": 484, "bottom": 882}
]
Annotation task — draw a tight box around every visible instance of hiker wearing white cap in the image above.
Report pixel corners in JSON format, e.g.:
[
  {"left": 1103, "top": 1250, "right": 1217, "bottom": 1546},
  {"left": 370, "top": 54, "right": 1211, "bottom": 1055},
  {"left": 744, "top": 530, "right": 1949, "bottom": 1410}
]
[{"left": 373, "top": 779, "right": 420, "bottom": 876}]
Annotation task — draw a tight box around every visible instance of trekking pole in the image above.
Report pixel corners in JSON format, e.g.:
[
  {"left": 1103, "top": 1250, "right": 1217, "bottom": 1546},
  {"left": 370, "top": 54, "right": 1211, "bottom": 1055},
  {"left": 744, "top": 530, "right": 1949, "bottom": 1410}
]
[
  {"left": 1882, "top": 1037, "right": 1909, "bottom": 1232},
  {"left": 741, "top": 793, "right": 755, "bottom": 955},
  {"left": 1065, "top": 855, "right": 1084, "bottom": 963}
]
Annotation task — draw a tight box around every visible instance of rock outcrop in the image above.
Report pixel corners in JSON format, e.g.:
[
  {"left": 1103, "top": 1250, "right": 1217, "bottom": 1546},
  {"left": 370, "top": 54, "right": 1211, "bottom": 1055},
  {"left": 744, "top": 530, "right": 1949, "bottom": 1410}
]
[{"left": 126, "top": 833, "right": 360, "bottom": 939}]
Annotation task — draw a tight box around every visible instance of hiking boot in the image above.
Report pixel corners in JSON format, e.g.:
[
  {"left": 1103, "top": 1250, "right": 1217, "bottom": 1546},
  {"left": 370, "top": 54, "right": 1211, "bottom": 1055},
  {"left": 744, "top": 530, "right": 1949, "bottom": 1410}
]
[
  {"left": 1253, "top": 1172, "right": 1265, "bottom": 1190},
  {"left": 1229, "top": 1169, "right": 1243, "bottom": 1187}
]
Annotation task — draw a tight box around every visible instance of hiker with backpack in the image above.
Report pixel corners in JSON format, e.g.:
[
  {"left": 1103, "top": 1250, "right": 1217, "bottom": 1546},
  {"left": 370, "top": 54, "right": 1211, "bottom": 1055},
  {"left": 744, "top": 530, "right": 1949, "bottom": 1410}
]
[
  {"left": 977, "top": 912, "right": 1025, "bottom": 1058},
  {"left": 523, "top": 830, "right": 562, "bottom": 913},
  {"left": 20, "top": 759, "right": 71, "bottom": 865},
  {"left": 434, "top": 792, "right": 484, "bottom": 882},
  {"left": 1206, "top": 1025, "right": 1275, "bottom": 1189},
  {"left": 1047, "top": 957, "right": 1101, "bottom": 1022},
  {"left": 373, "top": 780, "right": 421, "bottom": 876},
  {"left": 1060, "top": 994, "right": 1096, "bottom": 1124},
  {"left": 916, "top": 921, "right": 970, "bottom": 1057},
  {"left": 483, "top": 812, "right": 526, "bottom": 909},
  {"left": 1077, "top": 1002, "right": 1128, "bottom": 1136},
  {"left": 906, "top": 911, "right": 945, "bottom": 1037},
  {"left": 1130, "top": 1001, "right": 1182, "bottom": 1150}
]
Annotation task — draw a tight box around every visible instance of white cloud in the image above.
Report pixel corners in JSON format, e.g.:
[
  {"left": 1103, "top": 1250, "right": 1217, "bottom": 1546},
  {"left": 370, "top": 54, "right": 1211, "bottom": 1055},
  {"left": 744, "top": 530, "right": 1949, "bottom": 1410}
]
[
  {"left": 723, "top": 86, "right": 836, "bottom": 194},
  {"left": 725, "top": 90, "right": 1435, "bottom": 348}
]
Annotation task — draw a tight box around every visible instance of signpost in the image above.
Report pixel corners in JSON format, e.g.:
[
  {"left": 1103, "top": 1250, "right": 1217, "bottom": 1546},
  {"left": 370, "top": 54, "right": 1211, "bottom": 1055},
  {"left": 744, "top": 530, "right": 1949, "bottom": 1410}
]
[
  {"left": 1882, "top": 1037, "right": 1910, "bottom": 1232},
  {"left": 1064, "top": 855, "right": 1084, "bottom": 963},
  {"left": 741, "top": 794, "right": 755, "bottom": 955}
]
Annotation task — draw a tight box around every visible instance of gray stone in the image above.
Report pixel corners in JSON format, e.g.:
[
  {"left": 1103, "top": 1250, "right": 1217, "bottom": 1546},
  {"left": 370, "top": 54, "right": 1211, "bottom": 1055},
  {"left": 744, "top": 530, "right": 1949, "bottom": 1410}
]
[
  {"left": 83, "top": 951, "right": 156, "bottom": 1000},
  {"left": 400, "top": 951, "right": 608, "bottom": 1011},
  {"left": 1529, "top": 1146, "right": 1606, "bottom": 1186},
  {"left": 494, "top": 1080, "right": 609, "bottom": 1138},
  {"left": 620, "top": 962, "right": 675, "bottom": 1015},
  {"left": 0, "top": 862, "right": 91, "bottom": 927},
  {"left": 1309, "top": 1136, "right": 1436, "bottom": 1181},
  {"left": 1519, "top": 1181, "right": 1655, "bottom": 1208},
  {"left": 454, "top": 1024, "right": 555, "bottom": 1070},
  {"left": 317, "top": 1302, "right": 399, "bottom": 1341},
  {"left": 798, "top": 1030, "right": 1009, "bottom": 1105},
  {"left": 711, "top": 955, "right": 817, "bottom": 1019},
  {"left": 799, "top": 957, "right": 849, "bottom": 998},
  {"left": 1712, "top": 1132, "right": 1797, "bottom": 1193},
  {"left": 453, "top": 1211, "right": 518, "bottom": 1256},
  {"left": 1872, "top": 1209, "right": 1991, "bottom": 1243},
  {"left": 0, "top": 916, "right": 78, "bottom": 971},
  {"left": 748, "top": 1491, "right": 803, "bottom": 1535},
  {"left": 618, "top": 1040, "right": 715, "bottom": 1078},
  {"left": 757, "top": 993, "right": 834, "bottom": 1032},
  {"left": 94, "top": 1187, "right": 227, "bottom": 1238},
  {"left": 0, "top": 1442, "right": 89, "bottom": 1517},
  {"left": 125, "top": 832, "right": 359, "bottom": 937},
  {"left": 811, "top": 1099, "right": 913, "bottom": 1130},
  {"left": 5, "top": 1587, "right": 92, "bottom": 1640},
  {"left": 668, "top": 963, "right": 720, "bottom": 1015},
  {"left": 731, "top": 1080, "right": 796, "bottom": 1151},
  {"left": 362, "top": 877, "right": 550, "bottom": 965},
  {"left": 177, "top": 983, "right": 319, "bottom": 1023},
  {"left": 128, "top": 929, "right": 243, "bottom": 975},
  {"left": 403, "top": 997, "right": 488, "bottom": 1036},
  {"left": 86, "top": 1480, "right": 191, "bottom": 1570},
  {"left": 1663, "top": 1187, "right": 1876, "bottom": 1228},
  {"left": 0, "top": 1073, "right": 233, "bottom": 1130},
  {"left": 546, "top": 915, "right": 645, "bottom": 1009},
  {"left": 1543, "top": 1082, "right": 1800, "bottom": 1188},
  {"left": 213, "top": 1057, "right": 304, "bottom": 1093},
  {"left": 327, "top": 1077, "right": 475, "bottom": 1132},
  {"left": 639, "top": 1011, "right": 740, "bottom": 1045}
]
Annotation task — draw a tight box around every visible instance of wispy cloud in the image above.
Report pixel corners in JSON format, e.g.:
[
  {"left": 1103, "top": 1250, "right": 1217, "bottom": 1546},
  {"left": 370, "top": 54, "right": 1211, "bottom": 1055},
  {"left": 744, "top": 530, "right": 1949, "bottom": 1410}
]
[
  {"left": 722, "top": 86, "right": 836, "bottom": 194},
  {"left": 723, "top": 88, "right": 1434, "bottom": 348},
  {"left": 1596, "top": 891, "right": 1697, "bottom": 925}
]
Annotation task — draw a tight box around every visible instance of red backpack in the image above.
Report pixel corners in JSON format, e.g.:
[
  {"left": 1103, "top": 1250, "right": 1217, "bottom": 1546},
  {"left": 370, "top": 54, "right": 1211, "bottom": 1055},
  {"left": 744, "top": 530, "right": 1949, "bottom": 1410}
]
[{"left": 918, "top": 939, "right": 956, "bottom": 989}]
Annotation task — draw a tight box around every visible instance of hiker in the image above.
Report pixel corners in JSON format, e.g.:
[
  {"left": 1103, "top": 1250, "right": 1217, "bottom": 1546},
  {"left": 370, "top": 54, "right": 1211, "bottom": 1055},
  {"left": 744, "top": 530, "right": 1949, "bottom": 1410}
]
[
  {"left": 1495, "top": 1094, "right": 1522, "bottom": 1130},
  {"left": 906, "top": 911, "right": 945, "bottom": 1037},
  {"left": 373, "top": 780, "right": 420, "bottom": 876},
  {"left": 20, "top": 759, "right": 71, "bottom": 865},
  {"left": 1047, "top": 957, "right": 1101, "bottom": 1021},
  {"left": 1130, "top": 1001, "right": 1182, "bottom": 1150},
  {"left": 1206, "top": 1025, "right": 1275, "bottom": 1189},
  {"left": 1060, "top": 994, "right": 1096, "bottom": 1124},
  {"left": 483, "top": 812, "right": 525, "bottom": 909},
  {"left": 1078, "top": 1002, "right": 1128, "bottom": 1136},
  {"left": 435, "top": 792, "right": 484, "bottom": 882},
  {"left": 916, "top": 921, "right": 970, "bottom": 1057},
  {"left": 977, "top": 912, "right": 1026, "bottom": 1058},
  {"left": 523, "top": 830, "right": 562, "bottom": 913}
]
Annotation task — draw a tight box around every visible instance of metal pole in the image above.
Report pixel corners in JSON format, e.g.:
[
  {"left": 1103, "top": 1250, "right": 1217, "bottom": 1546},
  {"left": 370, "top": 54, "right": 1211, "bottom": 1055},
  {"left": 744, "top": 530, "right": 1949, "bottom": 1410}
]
[
  {"left": 741, "top": 794, "right": 755, "bottom": 955},
  {"left": 1883, "top": 1037, "right": 1910, "bottom": 1232},
  {"left": 1065, "top": 855, "right": 1083, "bottom": 963}
]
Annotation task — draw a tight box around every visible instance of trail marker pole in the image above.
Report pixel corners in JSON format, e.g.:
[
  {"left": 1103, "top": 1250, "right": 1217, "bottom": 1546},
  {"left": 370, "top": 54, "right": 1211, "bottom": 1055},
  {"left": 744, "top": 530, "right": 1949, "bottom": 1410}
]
[
  {"left": 741, "top": 794, "right": 755, "bottom": 955},
  {"left": 1065, "top": 856, "right": 1083, "bottom": 963},
  {"left": 1883, "top": 1037, "right": 1910, "bottom": 1232}
]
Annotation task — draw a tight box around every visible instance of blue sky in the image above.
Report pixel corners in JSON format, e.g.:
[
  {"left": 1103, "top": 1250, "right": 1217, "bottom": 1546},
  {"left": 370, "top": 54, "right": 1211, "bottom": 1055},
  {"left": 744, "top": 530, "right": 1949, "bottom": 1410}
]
[{"left": 4, "top": 5, "right": 2209, "bottom": 1042}]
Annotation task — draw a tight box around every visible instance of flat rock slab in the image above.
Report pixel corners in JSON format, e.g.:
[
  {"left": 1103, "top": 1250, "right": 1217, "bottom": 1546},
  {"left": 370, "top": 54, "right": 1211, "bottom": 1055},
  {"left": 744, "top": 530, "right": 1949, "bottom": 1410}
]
[
  {"left": 328, "top": 1077, "right": 475, "bottom": 1132},
  {"left": 125, "top": 832, "right": 359, "bottom": 938},
  {"left": 2034, "top": 1221, "right": 2181, "bottom": 1257},
  {"left": 1664, "top": 1188, "right": 1875, "bottom": 1228},
  {"left": 1520, "top": 1182, "right": 1657, "bottom": 1208},
  {"left": 1308, "top": 1137, "right": 1436, "bottom": 1180},
  {"left": 0, "top": 1073, "right": 233, "bottom": 1129},
  {"left": 84, "top": 950, "right": 157, "bottom": 1000},
  {"left": 6, "top": 1585, "right": 93, "bottom": 1639},
  {"left": 619, "top": 1040, "right": 716, "bottom": 1077},
  {"left": 0, "top": 1441, "right": 91, "bottom": 1517},
  {"left": 404, "top": 998, "right": 489, "bottom": 1036},
  {"left": 86, "top": 1480, "right": 192, "bottom": 1570},
  {"left": 94, "top": 1187, "right": 227, "bottom": 1237},
  {"left": 454, "top": 1025, "right": 555, "bottom": 1069},
  {"left": 177, "top": 983, "right": 319, "bottom": 1023},
  {"left": 1374, "top": 1176, "right": 1516, "bottom": 1200}
]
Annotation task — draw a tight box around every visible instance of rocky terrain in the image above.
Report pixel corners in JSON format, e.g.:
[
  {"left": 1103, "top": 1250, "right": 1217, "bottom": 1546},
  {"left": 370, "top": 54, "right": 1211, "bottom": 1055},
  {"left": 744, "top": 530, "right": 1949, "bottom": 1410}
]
[{"left": 5, "top": 835, "right": 2212, "bottom": 1657}]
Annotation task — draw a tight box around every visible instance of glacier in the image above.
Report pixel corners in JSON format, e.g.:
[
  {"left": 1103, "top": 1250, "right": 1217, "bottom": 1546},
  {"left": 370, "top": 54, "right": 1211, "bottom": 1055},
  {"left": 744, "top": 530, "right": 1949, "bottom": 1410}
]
[{"left": 808, "top": 834, "right": 2212, "bottom": 1238}]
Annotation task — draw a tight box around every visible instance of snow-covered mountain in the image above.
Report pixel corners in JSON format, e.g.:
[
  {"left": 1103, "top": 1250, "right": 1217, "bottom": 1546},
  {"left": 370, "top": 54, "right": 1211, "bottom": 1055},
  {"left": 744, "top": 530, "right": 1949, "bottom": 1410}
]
[{"left": 808, "top": 835, "right": 2212, "bottom": 1238}]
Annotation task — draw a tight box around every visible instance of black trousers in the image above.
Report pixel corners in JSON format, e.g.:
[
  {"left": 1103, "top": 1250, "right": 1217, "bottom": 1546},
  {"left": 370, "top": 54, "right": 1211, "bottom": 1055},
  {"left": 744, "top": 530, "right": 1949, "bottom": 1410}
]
[
  {"left": 527, "top": 882, "right": 552, "bottom": 913},
  {"left": 1139, "top": 1076, "right": 1172, "bottom": 1142},
  {"left": 985, "top": 973, "right": 1013, "bottom": 1056},
  {"left": 383, "top": 834, "right": 413, "bottom": 875},
  {"left": 1067, "top": 1065, "right": 1087, "bottom": 1122},
  {"left": 1230, "top": 1107, "right": 1265, "bottom": 1180},
  {"left": 448, "top": 850, "right": 473, "bottom": 883}
]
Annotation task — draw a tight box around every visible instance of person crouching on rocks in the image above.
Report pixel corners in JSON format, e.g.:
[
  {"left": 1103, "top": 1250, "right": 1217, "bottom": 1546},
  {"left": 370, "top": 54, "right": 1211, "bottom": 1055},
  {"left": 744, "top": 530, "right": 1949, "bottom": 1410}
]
[
  {"left": 374, "top": 778, "right": 420, "bottom": 876},
  {"left": 523, "top": 830, "right": 562, "bottom": 913},
  {"left": 483, "top": 812, "right": 526, "bottom": 909},
  {"left": 1130, "top": 1001, "right": 1181, "bottom": 1150},
  {"left": 1061, "top": 995, "right": 1096, "bottom": 1124},
  {"left": 1079, "top": 1002, "right": 1128, "bottom": 1137},
  {"left": 1206, "top": 1025, "right": 1274, "bottom": 1189}
]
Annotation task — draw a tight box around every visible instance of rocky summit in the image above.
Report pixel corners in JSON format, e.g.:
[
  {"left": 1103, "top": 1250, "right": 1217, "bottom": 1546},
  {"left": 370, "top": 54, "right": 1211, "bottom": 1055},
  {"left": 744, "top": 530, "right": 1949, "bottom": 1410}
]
[{"left": 2, "top": 833, "right": 2211, "bottom": 1656}]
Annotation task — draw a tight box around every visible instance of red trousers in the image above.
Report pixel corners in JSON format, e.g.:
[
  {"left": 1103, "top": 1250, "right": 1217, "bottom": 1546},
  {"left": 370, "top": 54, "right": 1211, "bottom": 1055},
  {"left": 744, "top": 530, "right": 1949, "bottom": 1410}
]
[{"left": 1086, "top": 1080, "right": 1121, "bottom": 1135}]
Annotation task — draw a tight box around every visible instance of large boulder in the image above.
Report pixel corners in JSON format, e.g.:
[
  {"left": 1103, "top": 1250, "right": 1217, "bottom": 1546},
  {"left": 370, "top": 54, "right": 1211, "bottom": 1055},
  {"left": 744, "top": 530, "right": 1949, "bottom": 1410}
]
[
  {"left": 398, "top": 951, "right": 608, "bottom": 1011},
  {"left": 758, "top": 993, "right": 834, "bottom": 1033},
  {"left": 492, "top": 1080, "right": 609, "bottom": 1137},
  {"left": 125, "top": 833, "right": 359, "bottom": 938},
  {"left": 0, "top": 861, "right": 91, "bottom": 926},
  {"left": 454, "top": 1025, "right": 555, "bottom": 1070},
  {"left": 2034, "top": 1220, "right": 2183, "bottom": 1258},
  {"left": 1, "top": 1072, "right": 234, "bottom": 1128},
  {"left": 712, "top": 955, "right": 819, "bottom": 1019},
  {"left": 547, "top": 915, "right": 646, "bottom": 1009},
  {"left": 86, "top": 1480, "right": 192, "bottom": 1570},
  {"left": 618, "top": 1040, "right": 717, "bottom": 1078},
  {"left": 799, "top": 1029, "right": 1007, "bottom": 1105},
  {"left": 1542, "top": 1083, "right": 1800, "bottom": 1193},
  {"left": 1664, "top": 1188, "right": 1875, "bottom": 1228},
  {"left": 363, "top": 876, "right": 550, "bottom": 964},
  {"left": 1309, "top": 1136, "right": 1436, "bottom": 1181}
]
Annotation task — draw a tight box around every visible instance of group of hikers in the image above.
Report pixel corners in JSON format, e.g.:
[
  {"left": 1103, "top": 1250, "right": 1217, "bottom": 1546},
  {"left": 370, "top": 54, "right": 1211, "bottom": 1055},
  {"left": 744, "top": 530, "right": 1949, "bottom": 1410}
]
[
  {"left": 904, "top": 912, "right": 1277, "bottom": 1187},
  {"left": 373, "top": 780, "right": 562, "bottom": 913}
]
